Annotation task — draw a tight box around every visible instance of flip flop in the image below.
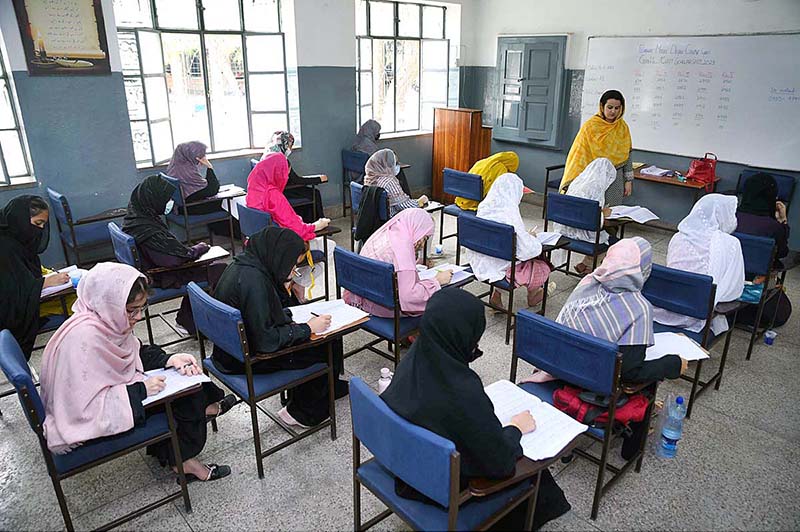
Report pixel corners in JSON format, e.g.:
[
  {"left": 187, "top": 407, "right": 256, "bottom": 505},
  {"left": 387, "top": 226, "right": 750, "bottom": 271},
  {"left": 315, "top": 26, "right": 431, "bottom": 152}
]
[{"left": 178, "top": 463, "right": 231, "bottom": 484}]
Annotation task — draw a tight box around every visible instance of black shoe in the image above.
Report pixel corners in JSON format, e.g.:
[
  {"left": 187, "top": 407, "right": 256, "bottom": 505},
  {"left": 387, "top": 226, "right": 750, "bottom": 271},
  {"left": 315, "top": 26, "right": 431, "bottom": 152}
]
[
  {"left": 178, "top": 463, "right": 231, "bottom": 484},
  {"left": 206, "top": 394, "right": 237, "bottom": 423},
  {"left": 334, "top": 378, "right": 349, "bottom": 399}
]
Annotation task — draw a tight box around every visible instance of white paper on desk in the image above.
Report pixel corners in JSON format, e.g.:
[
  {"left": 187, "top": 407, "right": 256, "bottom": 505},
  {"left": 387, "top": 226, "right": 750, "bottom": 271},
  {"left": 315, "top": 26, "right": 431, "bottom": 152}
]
[
  {"left": 41, "top": 265, "right": 77, "bottom": 298},
  {"left": 213, "top": 184, "right": 246, "bottom": 199},
  {"left": 645, "top": 332, "right": 709, "bottom": 362},
  {"left": 536, "top": 231, "right": 562, "bottom": 246},
  {"left": 485, "top": 380, "right": 588, "bottom": 461},
  {"left": 607, "top": 205, "right": 659, "bottom": 224},
  {"left": 141, "top": 367, "right": 211, "bottom": 406},
  {"left": 424, "top": 200, "right": 443, "bottom": 212},
  {"left": 417, "top": 263, "right": 473, "bottom": 285},
  {"left": 222, "top": 196, "right": 247, "bottom": 219},
  {"left": 640, "top": 165, "right": 672, "bottom": 177},
  {"left": 196, "top": 245, "right": 229, "bottom": 262},
  {"left": 288, "top": 299, "right": 369, "bottom": 337}
]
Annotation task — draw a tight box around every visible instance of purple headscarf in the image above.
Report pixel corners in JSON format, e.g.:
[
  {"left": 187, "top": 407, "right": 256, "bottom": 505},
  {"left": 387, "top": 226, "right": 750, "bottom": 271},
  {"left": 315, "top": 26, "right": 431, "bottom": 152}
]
[{"left": 165, "top": 141, "right": 208, "bottom": 198}]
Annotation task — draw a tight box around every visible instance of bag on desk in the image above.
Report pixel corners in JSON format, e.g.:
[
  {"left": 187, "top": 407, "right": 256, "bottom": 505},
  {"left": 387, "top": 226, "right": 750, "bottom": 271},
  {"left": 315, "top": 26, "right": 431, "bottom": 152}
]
[{"left": 686, "top": 152, "right": 717, "bottom": 192}]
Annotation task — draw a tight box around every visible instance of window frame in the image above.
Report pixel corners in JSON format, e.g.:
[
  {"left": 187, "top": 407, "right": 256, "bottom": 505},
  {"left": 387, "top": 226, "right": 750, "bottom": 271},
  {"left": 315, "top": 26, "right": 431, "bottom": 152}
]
[
  {"left": 0, "top": 43, "right": 33, "bottom": 186},
  {"left": 115, "top": 0, "right": 296, "bottom": 167},
  {"left": 356, "top": 0, "right": 450, "bottom": 135}
]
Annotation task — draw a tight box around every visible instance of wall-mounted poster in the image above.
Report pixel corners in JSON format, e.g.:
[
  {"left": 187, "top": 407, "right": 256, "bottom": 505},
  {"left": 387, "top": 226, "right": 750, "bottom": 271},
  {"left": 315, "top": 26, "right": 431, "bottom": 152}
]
[{"left": 13, "top": 0, "right": 111, "bottom": 76}]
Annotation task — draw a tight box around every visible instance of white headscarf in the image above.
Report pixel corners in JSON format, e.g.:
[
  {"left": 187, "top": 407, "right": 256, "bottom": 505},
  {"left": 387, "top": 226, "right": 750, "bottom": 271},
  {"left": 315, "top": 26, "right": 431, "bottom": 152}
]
[
  {"left": 553, "top": 158, "right": 617, "bottom": 245},
  {"left": 652, "top": 194, "right": 744, "bottom": 335},
  {"left": 465, "top": 173, "right": 543, "bottom": 283}
]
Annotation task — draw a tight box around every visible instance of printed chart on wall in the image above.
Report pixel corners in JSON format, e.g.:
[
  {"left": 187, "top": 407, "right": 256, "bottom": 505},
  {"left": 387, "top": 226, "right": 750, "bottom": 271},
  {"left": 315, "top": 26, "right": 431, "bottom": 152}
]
[{"left": 581, "top": 34, "right": 800, "bottom": 171}]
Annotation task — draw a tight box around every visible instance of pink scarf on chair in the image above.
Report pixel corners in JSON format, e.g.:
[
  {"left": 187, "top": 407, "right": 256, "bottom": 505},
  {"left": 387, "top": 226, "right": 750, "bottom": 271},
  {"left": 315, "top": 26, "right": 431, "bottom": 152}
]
[{"left": 40, "top": 263, "right": 146, "bottom": 454}]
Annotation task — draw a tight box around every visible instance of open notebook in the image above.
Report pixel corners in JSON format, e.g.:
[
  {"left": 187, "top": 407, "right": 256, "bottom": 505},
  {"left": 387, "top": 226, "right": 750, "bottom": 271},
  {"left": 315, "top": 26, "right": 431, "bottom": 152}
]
[
  {"left": 288, "top": 299, "right": 369, "bottom": 338},
  {"left": 485, "top": 380, "right": 588, "bottom": 461},
  {"left": 417, "top": 263, "right": 473, "bottom": 286},
  {"left": 141, "top": 367, "right": 211, "bottom": 406},
  {"left": 606, "top": 205, "right": 659, "bottom": 224},
  {"left": 41, "top": 265, "right": 77, "bottom": 299}
]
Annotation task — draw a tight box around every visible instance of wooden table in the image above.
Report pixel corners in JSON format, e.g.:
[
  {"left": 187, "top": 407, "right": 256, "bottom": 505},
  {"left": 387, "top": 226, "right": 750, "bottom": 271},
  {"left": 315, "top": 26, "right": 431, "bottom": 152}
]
[{"left": 634, "top": 168, "right": 720, "bottom": 202}]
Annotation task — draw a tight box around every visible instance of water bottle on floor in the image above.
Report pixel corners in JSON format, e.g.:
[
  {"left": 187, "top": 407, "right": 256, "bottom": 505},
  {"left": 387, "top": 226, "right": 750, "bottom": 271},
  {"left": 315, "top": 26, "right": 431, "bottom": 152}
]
[
  {"left": 377, "top": 368, "right": 393, "bottom": 394},
  {"left": 657, "top": 396, "right": 687, "bottom": 459}
]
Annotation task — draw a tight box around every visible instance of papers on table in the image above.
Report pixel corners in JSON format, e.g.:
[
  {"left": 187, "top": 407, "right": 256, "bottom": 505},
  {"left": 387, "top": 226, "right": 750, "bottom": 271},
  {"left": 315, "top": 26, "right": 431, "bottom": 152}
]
[
  {"left": 221, "top": 195, "right": 247, "bottom": 219},
  {"left": 640, "top": 165, "right": 672, "bottom": 177},
  {"left": 607, "top": 205, "right": 659, "bottom": 224},
  {"left": 417, "top": 263, "right": 474, "bottom": 285},
  {"left": 536, "top": 231, "right": 562, "bottom": 246},
  {"left": 485, "top": 380, "right": 588, "bottom": 461},
  {"left": 424, "top": 200, "right": 443, "bottom": 212},
  {"left": 141, "top": 366, "right": 211, "bottom": 406},
  {"left": 645, "top": 332, "right": 709, "bottom": 362},
  {"left": 213, "top": 184, "right": 246, "bottom": 199},
  {"left": 288, "top": 299, "right": 369, "bottom": 338},
  {"left": 196, "top": 245, "right": 230, "bottom": 262},
  {"left": 41, "top": 265, "right": 77, "bottom": 298}
]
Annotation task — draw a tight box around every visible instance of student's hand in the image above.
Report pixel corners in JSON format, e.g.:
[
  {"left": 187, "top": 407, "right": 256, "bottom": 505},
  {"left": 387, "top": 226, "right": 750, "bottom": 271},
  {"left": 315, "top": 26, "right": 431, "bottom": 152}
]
[
  {"left": 43, "top": 272, "right": 70, "bottom": 288},
  {"left": 509, "top": 411, "right": 537, "bottom": 434},
  {"left": 679, "top": 357, "right": 689, "bottom": 375},
  {"left": 319, "top": 174, "right": 329, "bottom": 183},
  {"left": 776, "top": 201, "right": 787, "bottom": 223},
  {"left": 314, "top": 218, "right": 330, "bottom": 231},
  {"left": 308, "top": 314, "right": 332, "bottom": 334},
  {"left": 434, "top": 269, "right": 453, "bottom": 285},
  {"left": 417, "top": 195, "right": 429, "bottom": 207},
  {"left": 145, "top": 376, "right": 167, "bottom": 396},
  {"left": 196, "top": 156, "right": 213, "bottom": 169},
  {"left": 167, "top": 353, "right": 201, "bottom": 376},
  {"left": 624, "top": 181, "right": 633, "bottom": 197},
  {"left": 602, "top": 207, "right": 613, "bottom": 217}
]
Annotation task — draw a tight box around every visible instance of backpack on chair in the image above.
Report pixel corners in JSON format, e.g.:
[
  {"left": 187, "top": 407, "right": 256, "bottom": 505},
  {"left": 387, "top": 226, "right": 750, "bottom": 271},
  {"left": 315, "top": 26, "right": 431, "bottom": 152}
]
[{"left": 553, "top": 385, "right": 649, "bottom": 428}]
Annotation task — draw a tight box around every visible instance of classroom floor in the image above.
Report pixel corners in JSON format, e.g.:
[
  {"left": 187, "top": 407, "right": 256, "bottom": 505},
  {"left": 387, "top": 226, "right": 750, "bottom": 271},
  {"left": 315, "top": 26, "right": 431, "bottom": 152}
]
[{"left": 1, "top": 202, "right": 799, "bottom": 531}]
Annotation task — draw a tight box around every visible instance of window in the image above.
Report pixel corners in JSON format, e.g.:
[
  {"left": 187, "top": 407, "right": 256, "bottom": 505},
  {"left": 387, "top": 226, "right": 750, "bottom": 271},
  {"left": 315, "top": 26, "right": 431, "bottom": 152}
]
[
  {"left": 356, "top": 0, "right": 459, "bottom": 134},
  {"left": 0, "top": 40, "right": 33, "bottom": 186},
  {"left": 113, "top": 0, "right": 302, "bottom": 167}
]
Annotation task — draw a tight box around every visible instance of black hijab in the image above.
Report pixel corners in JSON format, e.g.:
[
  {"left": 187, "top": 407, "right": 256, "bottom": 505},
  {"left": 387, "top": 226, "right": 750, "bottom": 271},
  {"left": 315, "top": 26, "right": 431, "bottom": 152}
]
[
  {"left": 381, "top": 288, "right": 523, "bottom": 480},
  {"left": 738, "top": 173, "right": 778, "bottom": 218},
  {"left": 0, "top": 195, "right": 50, "bottom": 359},
  {"left": 122, "top": 175, "right": 192, "bottom": 258}
]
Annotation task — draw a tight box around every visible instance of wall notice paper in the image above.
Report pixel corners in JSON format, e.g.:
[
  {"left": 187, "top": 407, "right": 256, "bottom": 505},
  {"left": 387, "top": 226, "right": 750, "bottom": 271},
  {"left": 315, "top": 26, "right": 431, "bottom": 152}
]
[
  {"left": 24, "top": 1, "right": 106, "bottom": 58},
  {"left": 606, "top": 206, "right": 660, "bottom": 224},
  {"left": 645, "top": 332, "right": 710, "bottom": 362},
  {"left": 485, "top": 380, "right": 588, "bottom": 461},
  {"left": 141, "top": 367, "right": 211, "bottom": 406},
  {"left": 417, "top": 263, "right": 473, "bottom": 285},
  {"left": 536, "top": 231, "right": 562, "bottom": 246},
  {"left": 214, "top": 184, "right": 246, "bottom": 199},
  {"left": 41, "top": 265, "right": 77, "bottom": 298},
  {"left": 288, "top": 299, "right": 369, "bottom": 337},
  {"left": 196, "top": 245, "right": 229, "bottom": 262}
]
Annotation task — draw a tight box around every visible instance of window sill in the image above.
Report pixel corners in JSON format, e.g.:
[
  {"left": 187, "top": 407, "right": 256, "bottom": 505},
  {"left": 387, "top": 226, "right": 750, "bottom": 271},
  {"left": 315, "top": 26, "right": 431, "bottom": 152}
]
[
  {"left": 0, "top": 176, "right": 38, "bottom": 191},
  {"left": 135, "top": 147, "right": 286, "bottom": 171},
  {"left": 379, "top": 130, "right": 434, "bottom": 140}
]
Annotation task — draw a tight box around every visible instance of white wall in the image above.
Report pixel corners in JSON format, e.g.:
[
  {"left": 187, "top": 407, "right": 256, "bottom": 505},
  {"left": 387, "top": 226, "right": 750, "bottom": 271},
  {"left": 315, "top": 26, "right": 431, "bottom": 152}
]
[{"left": 462, "top": 0, "right": 800, "bottom": 68}]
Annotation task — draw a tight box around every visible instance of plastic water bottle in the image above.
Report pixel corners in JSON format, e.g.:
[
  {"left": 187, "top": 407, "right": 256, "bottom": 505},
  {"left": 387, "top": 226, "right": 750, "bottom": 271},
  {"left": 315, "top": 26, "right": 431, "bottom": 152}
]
[
  {"left": 657, "top": 396, "right": 687, "bottom": 458},
  {"left": 377, "top": 368, "right": 393, "bottom": 394}
]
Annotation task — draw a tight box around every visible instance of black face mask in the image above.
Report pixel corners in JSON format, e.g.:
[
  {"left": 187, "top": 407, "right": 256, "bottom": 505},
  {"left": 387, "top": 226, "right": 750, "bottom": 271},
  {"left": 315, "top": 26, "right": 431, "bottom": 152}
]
[{"left": 468, "top": 346, "right": 484, "bottom": 363}]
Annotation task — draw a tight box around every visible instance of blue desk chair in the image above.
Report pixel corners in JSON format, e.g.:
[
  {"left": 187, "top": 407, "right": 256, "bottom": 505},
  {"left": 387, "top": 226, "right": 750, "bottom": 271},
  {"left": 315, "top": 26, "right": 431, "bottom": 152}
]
[
  {"left": 350, "top": 377, "right": 539, "bottom": 531},
  {"left": 250, "top": 158, "right": 318, "bottom": 219},
  {"left": 107, "top": 222, "right": 208, "bottom": 347},
  {"left": 341, "top": 149, "right": 370, "bottom": 216},
  {"left": 0, "top": 330, "right": 191, "bottom": 531},
  {"left": 733, "top": 169, "right": 796, "bottom": 207},
  {"left": 732, "top": 232, "right": 778, "bottom": 361},
  {"left": 439, "top": 168, "right": 482, "bottom": 246},
  {"left": 349, "top": 181, "right": 389, "bottom": 251},
  {"left": 160, "top": 173, "right": 236, "bottom": 254},
  {"left": 46, "top": 187, "right": 124, "bottom": 267},
  {"left": 238, "top": 203, "right": 273, "bottom": 240},
  {"left": 334, "top": 247, "right": 417, "bottom": 368},
  {"left": 187, "top": 282, "right": 337, "bottom": 479},
  {"left": 643, "top": 264, "right": 735, "bottom": 417},
  {"left": 510, "top": 311, "right": 656, "bottom": 520},
  {"left": 543, "top": 192, "right": 609, "bottom": 276},
  {"left": 456, "top": 214, "right": 544, "bottom": 344},
  {"left": 541, "top": 163, "right": 566, "bottom": 217}
]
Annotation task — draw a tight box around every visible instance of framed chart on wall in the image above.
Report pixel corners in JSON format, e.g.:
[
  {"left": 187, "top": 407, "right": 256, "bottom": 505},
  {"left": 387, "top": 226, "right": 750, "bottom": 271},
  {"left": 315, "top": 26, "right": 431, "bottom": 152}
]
[{"left": 13, "top": 0, "right": 111, "bottom": 76}]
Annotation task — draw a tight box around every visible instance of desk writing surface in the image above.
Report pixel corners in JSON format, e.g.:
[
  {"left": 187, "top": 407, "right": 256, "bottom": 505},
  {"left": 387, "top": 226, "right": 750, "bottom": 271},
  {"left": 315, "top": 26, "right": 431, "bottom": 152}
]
[{"left": 634, "top": 168, "right": 720, "bottom": 190}]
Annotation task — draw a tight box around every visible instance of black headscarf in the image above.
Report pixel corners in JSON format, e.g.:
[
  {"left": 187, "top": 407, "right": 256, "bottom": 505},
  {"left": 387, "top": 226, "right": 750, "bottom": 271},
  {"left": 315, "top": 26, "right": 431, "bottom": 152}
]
[
  {"left": 381, "top": 288, "right": 523, "bottom": 480},
  {"left": 738, "top": 172, "right": 778, "bottom": 218},
  {"left": 122, "top": 175, "right": 193, "bottom": 258},
  {"left": 0, "top": 195, "right": 50, "bottom": 359}
]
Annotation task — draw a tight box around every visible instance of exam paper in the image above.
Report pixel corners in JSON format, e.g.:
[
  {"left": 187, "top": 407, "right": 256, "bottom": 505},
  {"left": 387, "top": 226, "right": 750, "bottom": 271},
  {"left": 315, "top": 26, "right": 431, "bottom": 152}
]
[
  {"left": 645, "top": 332, "right": 709, "bottom": 362},
  {"left": 141, "top": 367, "right": 211, "bottom": 406},
  {"left": 607, "top": 205, "right": 659, "bottom": 224},
  {"left": 288, "top": 299, "right": 369, "bottom": 337}
]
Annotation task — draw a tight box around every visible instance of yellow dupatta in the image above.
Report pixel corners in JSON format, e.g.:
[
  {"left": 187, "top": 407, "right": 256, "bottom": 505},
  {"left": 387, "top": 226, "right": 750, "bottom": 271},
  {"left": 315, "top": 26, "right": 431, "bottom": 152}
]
[
  {"left": 560, "top": 103, "right": 631, "bottom": 192},
  {"left": 455, "top": 151, "right": 520, "bottom": 210}
]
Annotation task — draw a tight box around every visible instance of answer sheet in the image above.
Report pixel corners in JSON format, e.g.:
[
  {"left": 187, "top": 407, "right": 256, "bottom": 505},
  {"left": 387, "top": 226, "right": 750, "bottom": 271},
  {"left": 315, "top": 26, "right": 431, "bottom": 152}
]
[
  {"left": 196, "top": 245, "right": 230, "bottom": 262},
  {"left": 607, "top": 205, "right": 660, "bottom": 224},
  {"left": 288, "top": 299, "right": 369, "bottom": 337},
  {"left": 645, "top": 332, "right": 709, "bottom": 362},
  {"left": 417, "top": 263, "right": 473, "bottom": 285},
  {"left": 141, "top": 367, "right": 211, "bottom": 406}
]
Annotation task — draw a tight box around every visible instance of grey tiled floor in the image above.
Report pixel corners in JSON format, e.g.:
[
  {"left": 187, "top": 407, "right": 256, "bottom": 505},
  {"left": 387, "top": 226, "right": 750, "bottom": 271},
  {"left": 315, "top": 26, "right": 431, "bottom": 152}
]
[{"left": 1, "top": 203, "right": 799, "bottom": 531}]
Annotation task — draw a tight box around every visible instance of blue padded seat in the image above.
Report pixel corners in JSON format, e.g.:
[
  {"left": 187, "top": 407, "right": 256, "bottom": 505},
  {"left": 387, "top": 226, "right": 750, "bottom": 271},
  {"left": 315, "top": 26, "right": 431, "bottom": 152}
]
[
  {"left": 443, "top": 204, "right": 476, "bottom": 218},
  {"left": 519, "top": 380, "right": 605, "bottom": 439},
  {"left": 38, "top": 314, "right": 68, "bottom": 333},
  {"left": 361, "top": 316, "right": 421, "bottom": 342},
  {"left": 357, "top": 459, "right": 533, "bottom": 531},
  {"left": 60, "top": 222, "right": 111, "bottom": 248},
  {"left": 52, "top": 413, "right": 170, "bottom": 475},
  {"left": 203, "top": 358, "right": 326, "bottom": 400},
  {"left": 148, "top": 281, "right": 208, "bottom": 305},
  {"left": 166, "top": 210, "right": 228, "bottom": 226},
  {"left": 564, "top": 239, "right": 609, "bottom": 257}
]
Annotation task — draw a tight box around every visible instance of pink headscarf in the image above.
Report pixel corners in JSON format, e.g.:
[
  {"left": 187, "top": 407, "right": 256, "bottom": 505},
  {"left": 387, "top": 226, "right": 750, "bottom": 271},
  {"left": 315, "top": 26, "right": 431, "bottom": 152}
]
[
  {"left": 362, "top": 208, "right": 434, "bottom": 272},
  {"left": 40, "top": 263, "right": 146, "bottom": 454},
  {"left": 246, "top": 153, "right": 316, "bottom": 241}
]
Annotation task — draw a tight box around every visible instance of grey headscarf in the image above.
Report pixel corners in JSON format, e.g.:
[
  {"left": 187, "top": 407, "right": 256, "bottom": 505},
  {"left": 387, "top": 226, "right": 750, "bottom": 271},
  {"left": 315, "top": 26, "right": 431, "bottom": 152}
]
[{"left": 352, "top": 119, "right": 381, "bottom": 155}]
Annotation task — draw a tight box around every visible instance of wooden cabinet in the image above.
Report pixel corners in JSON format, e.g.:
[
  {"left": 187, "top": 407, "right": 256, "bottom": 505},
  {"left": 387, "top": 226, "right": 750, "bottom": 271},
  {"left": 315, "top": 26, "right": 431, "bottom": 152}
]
[{"left": 432, "top": 108, "right": 493, "bottom": 202}]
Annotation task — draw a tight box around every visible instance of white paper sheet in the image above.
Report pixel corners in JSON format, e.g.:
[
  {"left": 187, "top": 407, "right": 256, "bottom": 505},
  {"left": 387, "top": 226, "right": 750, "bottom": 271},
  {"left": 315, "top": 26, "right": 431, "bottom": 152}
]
[
  {"left": 536, "top": 231, "right": 563, "bottom": 246},
  {"left": 196, "top": 245, "right": 229, "bottom": 262},
  {"left": 141, "top": 367, "right": 211, "bottom": 406},
  {"left": 287, "top": 299, "right": 369, "bottom": 337},
  {"left": 645, "top": 332, "right": 710, "bottom": 362},
  {"left": 41, "top": 265, "right": 77, "bottom": 298},
  {"left": 417, "top": 263, "right": 473, "bottom": 285},
  {"left": 484, "top": 380, "right": 588, "bottom": 461},
  {"left": 213, "top": 184, "right": 246, "bottom": 199},
  {"left": 640, "top": 165, "right": 672, "bottom": 177},
  {"left": 221, "top": 196, "right": 247, "bottom": 219},
  {"left": 607, "top": 205, "right": 660, "bottom": 224},
  {"left": 424, "top": 200, "right": 444, "bottom": 212}
]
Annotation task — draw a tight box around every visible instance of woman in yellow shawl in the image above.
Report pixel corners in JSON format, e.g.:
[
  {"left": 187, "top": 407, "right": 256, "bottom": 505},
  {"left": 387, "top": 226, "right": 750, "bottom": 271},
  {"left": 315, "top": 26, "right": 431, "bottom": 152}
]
[
  {"left": 455, "top": 151, "right": 519, "bottom": 210},
  {"left": 560, "top": 90, "right": 633, "bottom": 206}
]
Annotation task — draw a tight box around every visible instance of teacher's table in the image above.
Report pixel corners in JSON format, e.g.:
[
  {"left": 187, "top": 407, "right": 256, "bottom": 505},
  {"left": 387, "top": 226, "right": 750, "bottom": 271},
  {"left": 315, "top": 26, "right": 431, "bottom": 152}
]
[{"left": 634, "top": 168, "right": 721, "bottom": 203}]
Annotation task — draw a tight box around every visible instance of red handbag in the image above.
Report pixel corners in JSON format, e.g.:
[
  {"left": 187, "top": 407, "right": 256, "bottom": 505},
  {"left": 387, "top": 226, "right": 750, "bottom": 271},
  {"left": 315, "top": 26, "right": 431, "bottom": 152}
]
[{"left": 686, "top": 152, "right": 717, "bottom": 192}]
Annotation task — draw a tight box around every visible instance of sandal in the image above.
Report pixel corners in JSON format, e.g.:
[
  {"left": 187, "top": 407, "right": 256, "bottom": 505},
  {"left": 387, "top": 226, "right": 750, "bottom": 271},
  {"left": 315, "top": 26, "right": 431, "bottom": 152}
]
[
  {"left": 206, "top": 394, "right": 237, "bottom": 423},
  {"left": 178, "top": 463, "right": 231, "bottom": 484},
  {"left": 573, "top": 262, "right": 590, "bottom": 276}
]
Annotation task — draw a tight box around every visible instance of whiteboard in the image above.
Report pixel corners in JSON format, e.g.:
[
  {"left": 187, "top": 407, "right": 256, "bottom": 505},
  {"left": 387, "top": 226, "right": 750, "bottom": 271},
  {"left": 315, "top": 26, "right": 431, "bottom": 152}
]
[{"left": 581, "top": 34, "right": 800, "bottom": 171}]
